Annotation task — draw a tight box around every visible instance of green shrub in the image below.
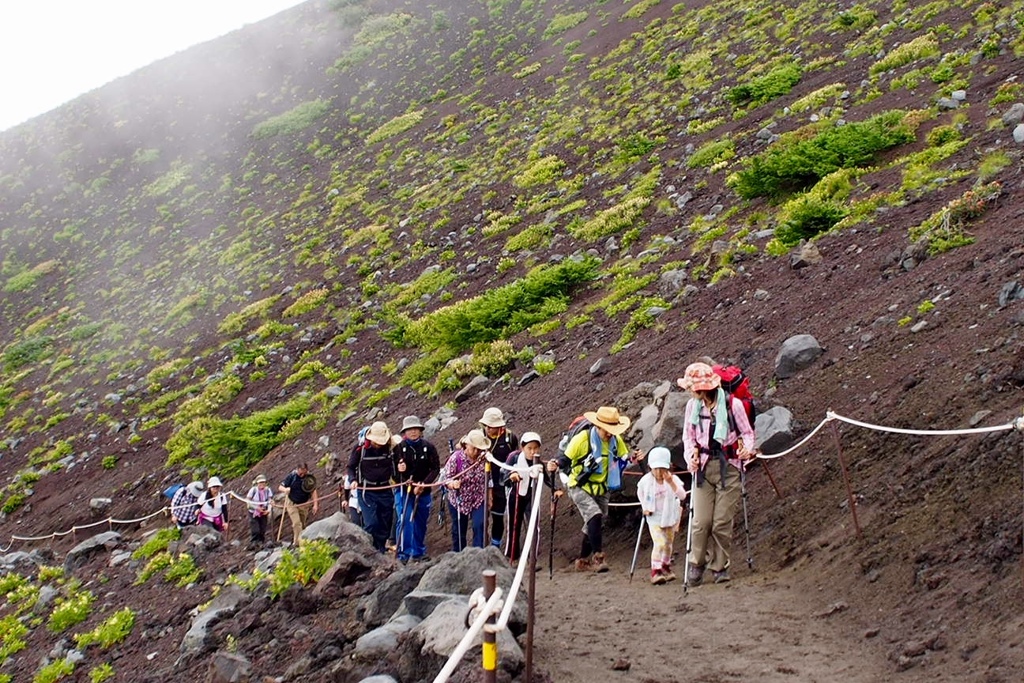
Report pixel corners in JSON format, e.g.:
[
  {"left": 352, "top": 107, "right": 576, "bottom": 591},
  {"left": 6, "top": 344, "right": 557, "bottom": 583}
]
[
  {"left": 868, "top": 34, "right": 940, "bottom": 75},
  {"left": 74, "top": 608, "right": 135, "bottom": 649},
  {"left": 570, "top": 197, "right": 650, "bottom": 241},
  {"left": 543, "top": 12, "right": 588, "bottom": 39},
  {"left": 0, "top": 614, "right": 29, "bottom": 660},
  {"left": 252, "top": 100, "right": 332, "bottom": 139},
  {"left": 88, "top": 663, "right": 115, "bottom": 683},
  {"left": 505, "top": 224, "right": 553, "bottom": 252},
  {"left": 512, "top": 155, "right": 564, "bottom": 188},
  {"left": 33, "top": 657, "right": 74, "bottom": 683},
  {"left": 135, "top": 552, "right": 173, "bottom": 585},
  {"left": 166, "top": 396, "right": 312, "bottom": 477},
  {"left": 727, "top": 62, "right": 802, "bottom": 107},
  {"left": 3, "top": 336, "right": 54, "bottom": 371},
  {"left": 132, "top": 527, "right": 180, "bottom": 561},
  {"left": 687, "top": 139, "right": 735, "bottom": 169},
  {"left": 729, "top": 110, "right": 915, "bottom": 199},
  {"left": 388, "top": 257, "right": 600, "bottom": 357},
  {"left": 164, "top": 553, "right": 202, "bottom": 587},
  {"left": 269, "top": 539, "right": 339, "bottom": 598},
  {"left": 775, "top": 195, "right": 849, "bottom": 246},
  {"left": 101, "top": 455, "right": 118, "bottom": 470},
  {"left": 909, "top": 182, "right": 1001, "bottom": 254},
  {"left": 48, "top": 590, "right": 94, "bottom": 633},
  {"left": 365, "top": 110, "right": 426, "bottom": 145}
]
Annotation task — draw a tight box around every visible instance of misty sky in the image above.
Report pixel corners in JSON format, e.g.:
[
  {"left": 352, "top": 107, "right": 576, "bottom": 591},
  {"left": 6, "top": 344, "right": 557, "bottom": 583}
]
[{"left": 0, "top": 0, "right": 308, "bottom": 132}]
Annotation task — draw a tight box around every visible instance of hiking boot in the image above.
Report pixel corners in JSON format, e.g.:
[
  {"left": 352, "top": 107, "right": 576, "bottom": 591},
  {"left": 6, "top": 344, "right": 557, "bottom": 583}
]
[
  {"left": 687, "top": 564, "right": 705, "bottom": 586},
  {"left": 592, "top": 552, "right": 610, "bottom": 573},
  {"left": 713, "top": 569, "right": 731, "bottom": 584},
  {"left": 574, "top": 557, "right": 592, "bottom": 572},
  {"left": 651, "top": 570, "right": 667, "bottom": 585},
  {"left": 662, "top": 569, "right": 677, "bottom": 583}
]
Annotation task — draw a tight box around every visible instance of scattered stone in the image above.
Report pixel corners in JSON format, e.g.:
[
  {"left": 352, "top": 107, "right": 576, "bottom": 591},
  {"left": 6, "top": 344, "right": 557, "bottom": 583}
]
[
  {"left": 998, "top": 281, "right": 1024, "bottom": 307},
  {"left": 936, "top": 97, "right": 958, "bottom": 110},
  {"left": 864, "top": 628, "right": 880, "bottom": 639},
  {"left": 454, "top": 375, "right": 489, "bottom": 403},
  {"left": 1001, "top": 102, "right": 1024, "bottom": 126},
  {"left": 517, "top": 370, "right": 538, "bottom": 386},
  {"left": 910, "top": 320, "right": 928, "bottom": 333},
  {"left": 64, "top": 531, "right": 121, "bottom": 571},
  {"left": 903, "top": 641, "right": 928, "bottom": 657},
  {"left": 611, "top": 659, "right": 631, "bottom": 671},
  {"left": 754, "top": 406, "right": 795, "bottom": 454},
  {"left": 589, "top": 358, "right": 608, "bottom": 376},
  {"left": 816, "top": 601, "right": 848, "bottom": 618},
  {"left": 790, "top": 242, "right": 822, "bottom": 269},
  {"left": 1014, "top": 123, "right": 1024, "bottom": 144},
  {"left": 181, "top": 586, "right": 248, "bottom": 654},
  {"left": 354, "top": 615, "right": 422, "bottom": 658},
  {"left": 89, "top": 497, "right": 113, "bottom": 513},
  {"left": 968, "top": 410, "right": 992, "bottom": 426},
  {"left": 774, "top": 334, "right": 824, "bottom": 379},
  {"left": 206, "top": 650, "right": 252, "bottom": 683}
]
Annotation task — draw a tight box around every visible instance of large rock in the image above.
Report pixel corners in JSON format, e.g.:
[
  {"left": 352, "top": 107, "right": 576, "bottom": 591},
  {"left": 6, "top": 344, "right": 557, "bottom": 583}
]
[
  {"left": 313, "top": 551, "right": 375, "bottom": 596},
  {"left": 412, "top": 598, "right": 524, "bottom": 676},
  {"left": 359, "top": 562, "right": 432, "bottom": 628},
  {"left": 64, "top": 531, "right": 121, "bottom": 570},
  {"left": 415, "top": 547, "right": 526, "bottom": 635},
  {"left": 181, "top": 586, "right": 248, "bottom": 654},
  {"left": 301, "top": 512, "right": 375, "bottom": 555},
  {"left": 205, "top": 651, "right": 251, "bottom": 683},
  {"left": 774, "top": 334, "right": 824, "bottom": 379},
  {"left": 629, "top": 403, "right": 661, "bottom": 455},
  {"left": 650, "top": 391, "right": 690, "bottom": 465},
  {"left": 0, "top": 551, "right": 38, "bottom": 571},
  {"left": 393, "top": 590, "right": 460, "bottom": 621},
  {"left": 354, "top": 614, "right": 422, "bottom": 658},
  {"left": 755, "top": 406, "right": 796, "bottom": 454}
]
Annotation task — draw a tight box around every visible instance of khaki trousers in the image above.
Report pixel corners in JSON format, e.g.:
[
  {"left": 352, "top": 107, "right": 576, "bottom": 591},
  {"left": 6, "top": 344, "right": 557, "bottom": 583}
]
[
  {"left": 688, "top": 461, "right": 741, "bottom": 572},
  {"left": 285, "top": 499, "right": 309, "bottom": 544}
]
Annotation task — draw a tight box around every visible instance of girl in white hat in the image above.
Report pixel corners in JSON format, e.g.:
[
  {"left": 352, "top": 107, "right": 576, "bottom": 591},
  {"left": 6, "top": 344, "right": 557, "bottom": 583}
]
[
  {"left": 501, "top": 431, "right": 542, "bottom": 564},
  {"left": 197, "top": 476, "right": 229, "bottom": 533},
  {"left": 636, "top": 447, "right": 688, "bottom": 584}
]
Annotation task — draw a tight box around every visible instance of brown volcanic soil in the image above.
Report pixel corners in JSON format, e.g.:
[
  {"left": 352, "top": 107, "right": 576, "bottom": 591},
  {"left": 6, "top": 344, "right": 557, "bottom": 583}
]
[{"left": 1, "top": 0, "right": 1023, "bottom": 682}]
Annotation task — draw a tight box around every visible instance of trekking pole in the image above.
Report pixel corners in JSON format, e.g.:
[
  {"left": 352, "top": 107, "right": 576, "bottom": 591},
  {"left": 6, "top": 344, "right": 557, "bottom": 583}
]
[
  {"left": 682, "top": 491, "right": 695, "bottom": 594},
  {"left": 276, "top": 503, "right": 287, "bottom": 542},
  {"left": 628, "top": 513, "right": 645, "bottom": 583},
  {"left": 740, "top": 467, "right": 754, "bottom": 570},
  {"left": 396, "top": 483, "right": 412, "bottom": 558},
  {"left": 547, "top": 468, "right": 558, "bottom": 579}
]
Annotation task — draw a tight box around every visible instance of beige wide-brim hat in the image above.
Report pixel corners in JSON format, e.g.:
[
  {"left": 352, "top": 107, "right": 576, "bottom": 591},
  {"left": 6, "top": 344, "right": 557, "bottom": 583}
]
[
  {"left": 479, "top": 407, "right": 506, "bottom": 428},
  {"left": 463, "top": 429, "right": 492, "bottom": 451},
  {"left": 366, "top": 421, "right": 392, "bottom": 445},
  {"left": 583, "top": 406, "right": 631, "bottom": 435},
  {"left": 254, "top": 474, "right": 268, "bottom": 484}
]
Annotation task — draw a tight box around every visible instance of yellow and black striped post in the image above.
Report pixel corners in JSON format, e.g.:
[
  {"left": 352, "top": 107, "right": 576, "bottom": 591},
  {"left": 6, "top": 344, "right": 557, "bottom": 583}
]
[{"left": 482, "top": 569, "right": 497, "bottom": 682}]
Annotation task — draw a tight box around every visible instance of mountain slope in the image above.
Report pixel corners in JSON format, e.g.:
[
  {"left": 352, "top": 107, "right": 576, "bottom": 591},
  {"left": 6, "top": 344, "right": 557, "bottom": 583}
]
[{"left": 0, "top": 0, "right": 1022, "bottom": 680}]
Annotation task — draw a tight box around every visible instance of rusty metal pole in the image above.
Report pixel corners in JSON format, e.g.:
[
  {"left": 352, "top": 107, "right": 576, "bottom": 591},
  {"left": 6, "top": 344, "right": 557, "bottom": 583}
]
[
  {"left": 482, "top": 569, "right": 498, "bottom": 683},
  {"left": 525, "top": 454, "right": 540, "bottom": 682},
  {"left": 830, "top": 420, "right": 861, "bottom": 537},
  {"left": 761, "top": 459, "right": 784, "bottom": 499}
]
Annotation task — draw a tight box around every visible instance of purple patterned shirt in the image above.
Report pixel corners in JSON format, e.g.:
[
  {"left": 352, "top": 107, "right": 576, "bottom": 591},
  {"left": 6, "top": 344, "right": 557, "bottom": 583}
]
[{"left": 440, "top": 450, "right": 487, "bottom": 515}]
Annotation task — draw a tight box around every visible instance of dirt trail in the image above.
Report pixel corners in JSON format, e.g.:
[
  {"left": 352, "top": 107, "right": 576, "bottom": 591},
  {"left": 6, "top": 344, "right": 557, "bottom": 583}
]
[{"left": 532, "top": 557, "right": 893, "bottom": 683}]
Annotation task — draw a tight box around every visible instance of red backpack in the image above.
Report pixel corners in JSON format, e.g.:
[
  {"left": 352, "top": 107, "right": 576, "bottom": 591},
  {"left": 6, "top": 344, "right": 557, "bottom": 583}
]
[{"left": 713, "top": 364, "right": 756, "bottom": 425}]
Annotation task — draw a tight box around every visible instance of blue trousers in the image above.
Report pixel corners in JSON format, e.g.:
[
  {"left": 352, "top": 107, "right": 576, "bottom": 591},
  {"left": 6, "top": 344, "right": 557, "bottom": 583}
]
[
  {"left": 395, "top": 487, "right": 432, "bottom": 561},
  {"left": 449, "top": 504, "right": 486, "bottom": 552},
  {"left": 359, "top": 489, "right": 395, "bottom": 552}
]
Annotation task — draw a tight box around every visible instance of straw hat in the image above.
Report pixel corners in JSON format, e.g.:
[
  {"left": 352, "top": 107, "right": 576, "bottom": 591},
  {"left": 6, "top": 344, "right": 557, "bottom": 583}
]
[
  {"left": 582, "top": 406, "right": 631, "bottom": 435},
  {"left": 365, "top": 421, "right": 392, "bottom": 446},
  {"left": 463, "top": 429, "right": 492, "bottom": 451},
  {"left": 479, "top": 407, "right": 506, "bottom": 428},
  {"left": 677, "top": 362, "right": 721, "bottom": 392}
]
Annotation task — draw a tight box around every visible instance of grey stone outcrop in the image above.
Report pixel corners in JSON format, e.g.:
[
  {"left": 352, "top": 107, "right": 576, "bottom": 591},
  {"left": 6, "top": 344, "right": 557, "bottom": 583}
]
[
  {"left": 64, "top": 531, "right": 121, "bottom": 570},
  {"left": 181, "top": 585, "right": 248, "bottom": 654},
  {"left": 755, "top": 406, "right": 796, "bottom": 454},
  {"left": 775, "top": 334, "right": 824, "bottom": 379}
]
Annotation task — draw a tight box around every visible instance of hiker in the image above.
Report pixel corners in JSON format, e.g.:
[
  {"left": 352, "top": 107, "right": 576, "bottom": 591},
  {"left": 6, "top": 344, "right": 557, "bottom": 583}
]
[
  {"left": 546, "top": 406, "right": 644, "bottom": 572},
  {"left": 347, "top": 421, "right": 398, "bottom": 553},
  {"left": 501, "top": 431, "right": 542, "bottom": 564},
  {"left": 394, "top": 415, "right": 440, "bottom": 563},
  {"left": 245, "top": 474, "right": 273, "bottom": 547},
  {"left": 171, "top": 481, "right": 204, "bottom": 528},
  {"left": 279, "top": 463, "right": 320, "bottom": 545},
  {"left": 679, "top": 361, "right": 757, "bottom": 586},
  {"left": 440, "top": 429, "right": 490, "bottom": 551},
  {"left": 197, "top": 476, "right": 229, "bottom": 532},
  {"left": 480, "top": 407, "right": 519, "bottom": 548},
  {"left": 637, "top": 446, "right": 688, "bottom": 584}
]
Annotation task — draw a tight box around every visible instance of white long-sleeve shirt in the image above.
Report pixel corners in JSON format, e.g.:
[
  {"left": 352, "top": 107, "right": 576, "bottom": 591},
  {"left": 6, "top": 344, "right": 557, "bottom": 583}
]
[{"left": 636, "top": 472, "right": 687, "bottom": 528}]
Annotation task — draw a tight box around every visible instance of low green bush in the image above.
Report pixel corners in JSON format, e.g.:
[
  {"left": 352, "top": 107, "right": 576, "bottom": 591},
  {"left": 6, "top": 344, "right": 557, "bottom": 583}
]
[
  {"left": 775, "top": 195, "right": 849, "bottom": 246},
  {"left": 252, "top": 100, "right": 332, "bottom": 139},
  {"left": 132, "top": 527, "right": 180, "bottom": 561},
  {"left": 269, "top": 540, "right": 339, "bottom": 598},
  {"left": 48, "top": 589, "right": 94, "bottom": 633},
  {"left": 74, "top": 608, "right": 135, "bottom": 648},
  {"left": 727, "top": 62, "right": 802, "bottom": 108},
  {"left": 729, "top": 110, "right": 915, "bottom": 199}
]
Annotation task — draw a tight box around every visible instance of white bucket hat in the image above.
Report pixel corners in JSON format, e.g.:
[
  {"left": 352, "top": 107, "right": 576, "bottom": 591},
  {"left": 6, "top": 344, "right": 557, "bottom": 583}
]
[
  {"left": 479, "top": 407, "right": 506, "bottom": 428},
  {"left": 207, "top": 476, "right": 223, "bottom": 488},
  {"left": 187, "top": 481, "right": 205, "bottom": 498}
]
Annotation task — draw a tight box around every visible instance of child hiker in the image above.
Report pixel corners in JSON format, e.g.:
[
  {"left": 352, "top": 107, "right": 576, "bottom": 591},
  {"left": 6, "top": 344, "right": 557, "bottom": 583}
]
[{"left": 636, "top": 447, "right": 688, "bottom": 585}]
